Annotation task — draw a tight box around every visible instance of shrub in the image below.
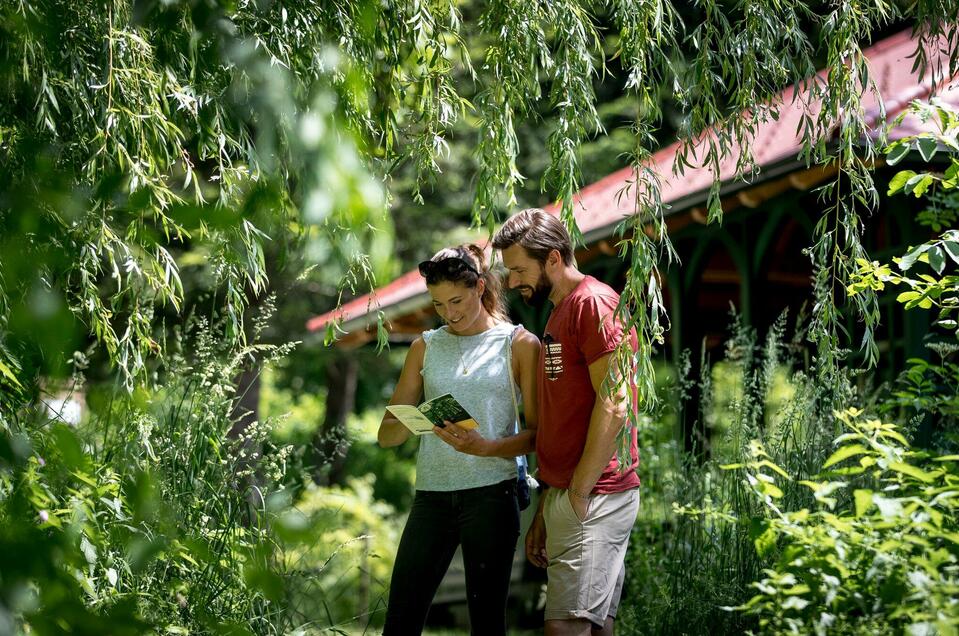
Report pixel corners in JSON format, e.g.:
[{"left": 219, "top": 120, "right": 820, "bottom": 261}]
[
  {"left": 282, "top": 476, "right": 401, "bottom": 631},
  {"left": 618, "top": 310, "right": 843, "bottom": 636},
  {"left": 726, "top": 408, "right": 959, "bottom": 635},
  {"left": 1, "top": 317, "right": 311, "bottom": 634}
]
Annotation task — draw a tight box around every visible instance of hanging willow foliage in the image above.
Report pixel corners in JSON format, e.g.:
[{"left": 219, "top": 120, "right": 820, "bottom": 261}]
[{"left": 1, "top": 0, "right": 958, "bottom": 409}]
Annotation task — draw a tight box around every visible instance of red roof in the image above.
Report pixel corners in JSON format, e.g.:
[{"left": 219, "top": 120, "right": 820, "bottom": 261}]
[{"left": 308, "top": 28, "right": 959, "bottom": 336}]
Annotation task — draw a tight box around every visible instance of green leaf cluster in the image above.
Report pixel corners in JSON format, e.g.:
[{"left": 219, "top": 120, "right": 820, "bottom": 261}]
[
  {"left": 1, "top": 313, "right": 322, "bottom": 634},
  {"left": 850, "top": 99, "right": 959, "bottom": 338},
  {"left": 728, "top": 407, "right": 959, "bottom": 635}
]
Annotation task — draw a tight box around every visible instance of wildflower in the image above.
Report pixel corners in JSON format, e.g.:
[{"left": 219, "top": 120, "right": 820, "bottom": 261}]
[{"left": 38, "top": 510, "right": 49, "bottom": 523}]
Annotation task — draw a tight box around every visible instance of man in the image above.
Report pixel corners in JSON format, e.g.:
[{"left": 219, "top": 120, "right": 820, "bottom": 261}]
[{"left": 492, "top": 208, "right": 640, "bottom": 636}]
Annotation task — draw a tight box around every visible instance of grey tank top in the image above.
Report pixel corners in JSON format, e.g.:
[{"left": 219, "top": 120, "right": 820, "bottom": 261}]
[{"left": 415, "top": 322, "right": 522, "bottom": 491}]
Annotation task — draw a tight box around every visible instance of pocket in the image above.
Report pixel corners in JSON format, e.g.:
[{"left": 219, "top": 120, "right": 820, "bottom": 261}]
[{"left": 559, "top": 488, "right": 587, "bottom": 524}]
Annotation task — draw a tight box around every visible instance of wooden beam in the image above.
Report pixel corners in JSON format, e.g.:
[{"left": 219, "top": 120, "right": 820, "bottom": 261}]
[
  {"left": 788, "top": 163, "right": 839, "bottom": 190},
  {"left": 736, "top": 178, "right": 794, "bottom": 208}
]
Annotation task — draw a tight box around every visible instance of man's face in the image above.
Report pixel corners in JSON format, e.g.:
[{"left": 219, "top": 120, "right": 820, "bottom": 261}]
[{"left": 501, "top": 244, "right": 552, "bottom": 306}]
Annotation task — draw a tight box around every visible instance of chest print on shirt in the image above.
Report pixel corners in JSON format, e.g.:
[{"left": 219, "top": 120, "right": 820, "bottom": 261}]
[{"left": 543, "top": 333, "right": 564, "bottom": 380}]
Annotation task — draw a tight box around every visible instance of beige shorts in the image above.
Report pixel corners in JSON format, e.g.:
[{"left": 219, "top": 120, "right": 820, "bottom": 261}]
[{"left": 542, "top": 487, "right": 640, "bottom": 627}]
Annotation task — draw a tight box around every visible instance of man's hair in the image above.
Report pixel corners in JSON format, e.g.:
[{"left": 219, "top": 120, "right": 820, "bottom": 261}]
[{"left": 491, "top": 208, "right": 574, "bottom": 266}]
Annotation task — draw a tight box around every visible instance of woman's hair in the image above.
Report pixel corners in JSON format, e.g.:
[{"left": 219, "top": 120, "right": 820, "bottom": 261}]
[
  {"left": 424, "top": 244, "right": 509, "bottom": 322},
  {"left": 491, "top": 207, "right": 574, "bottom": 265}
]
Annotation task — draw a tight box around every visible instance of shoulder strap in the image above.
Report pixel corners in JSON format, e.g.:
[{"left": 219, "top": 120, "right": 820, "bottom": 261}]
[
  {"left": 420, "top": 327, "right": 440, "bottom": 370},
  {"left": 506, "top": 326, "right": 522, "bottom": 429}
]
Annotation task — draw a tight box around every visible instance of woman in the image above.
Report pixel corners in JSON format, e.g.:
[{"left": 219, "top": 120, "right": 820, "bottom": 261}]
[{"left": 378, "top": 244, "right": 540, "bottom": 635}]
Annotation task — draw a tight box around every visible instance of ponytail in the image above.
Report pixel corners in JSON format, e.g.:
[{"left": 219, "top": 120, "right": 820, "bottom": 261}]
[{"left": 463, "top": 244, "right": 509, "bottom": 324}]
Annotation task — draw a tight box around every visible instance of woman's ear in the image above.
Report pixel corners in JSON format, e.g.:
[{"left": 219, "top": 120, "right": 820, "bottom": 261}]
[{"left": 476, "top": 277, "right": 486, "bottom": 297}]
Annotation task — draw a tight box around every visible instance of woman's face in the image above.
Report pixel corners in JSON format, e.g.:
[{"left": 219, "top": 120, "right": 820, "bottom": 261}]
[{"left": 428, "top": 279, "right": 486, "bottom": 334}]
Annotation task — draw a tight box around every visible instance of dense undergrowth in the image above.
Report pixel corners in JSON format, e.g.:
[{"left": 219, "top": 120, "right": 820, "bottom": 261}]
[
  {"left": 619, "top": 311, "right": 958, "bottom": 635},
  {"left": 1, "top": 312, "right": 311, "bottom": 635}
]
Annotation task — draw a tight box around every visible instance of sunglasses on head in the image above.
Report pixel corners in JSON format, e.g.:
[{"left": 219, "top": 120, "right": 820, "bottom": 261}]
[{"left": 417, "top": 257, "right": 480, "bottom": 284}]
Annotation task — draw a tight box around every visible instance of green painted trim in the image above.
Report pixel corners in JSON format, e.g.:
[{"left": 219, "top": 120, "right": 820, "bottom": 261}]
[{"left": 751, "top": 205, "right": 789, "bottom": 274}]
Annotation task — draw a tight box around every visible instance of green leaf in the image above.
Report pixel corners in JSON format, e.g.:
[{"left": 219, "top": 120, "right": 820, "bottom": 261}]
[
  {"left": 51, "top": 424, "right": 85, "bottom": 470},
  {"left": 749, "top": 518, "right": 777, "bottom": 557},
  {"left": 944, "top": 241, "right": 959, "bottom": 265},
  {"left": 854, "top": 489, "right": 873, "bottom": 517},
  {"left": 757, "top": 479, "right": 784, "bottom": 499},
  {"left": 928, "top": 245, "right": 946, "bottom": 274},
  {"left": 888, "top": 169, "right": 916, "bottom": 194},
  {"left": 823, "top": 444, "right": 870, "bottom": 468},
  {"left": 913, "top": 175, "right": 935, "bottom": 197},
  {"left": 886, "top": 144, "right": 910, "bottom": 166},
  {"left": 888, "top": 461, "right": 935, "bottom": 483},
  {"left": 80, "top": 535, "right": 97, "bottom": 565},
  {"left": 898, "top": 243, "right": 931, "bottom": 270},
  {"left": 904, "top": 173, "right": 926, "bottom": 194},
  {"left": 945, "top": 160, "right": 959, "bottom": 182},
  {"left": 878, "top": 429, "right": 911, "bottom": 446},
  {"left": 917, "top": 137, "right": 938, "bottom": 162},
  {"left": 897, "top": 291, "right": 921, "bottom": 303},
  {"left": 0, "top": 359, "right": 22, "bottom": 388},
  {"left": 756, "top": 459, "right": 790, "bottom": 479}
]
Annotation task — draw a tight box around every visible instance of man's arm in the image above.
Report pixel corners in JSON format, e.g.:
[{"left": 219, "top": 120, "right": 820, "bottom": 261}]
[
  {"left": 567, "top": 351, "right": 628, "bottom": 521},
  {"left": 525, "top": 494, "right": 548, "bottom": 568},
  {"left": 433, "top": 329, "right": 540, "bottom": 457}
]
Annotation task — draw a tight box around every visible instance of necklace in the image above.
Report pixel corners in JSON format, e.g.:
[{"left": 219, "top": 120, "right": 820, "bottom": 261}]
[{"left": 455, "top": 335, "right": 473, "bottom": 375}]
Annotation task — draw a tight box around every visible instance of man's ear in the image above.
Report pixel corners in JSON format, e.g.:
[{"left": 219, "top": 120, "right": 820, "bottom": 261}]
[{"left": 547, "top": 249, "right": 562, "bottom": 272}]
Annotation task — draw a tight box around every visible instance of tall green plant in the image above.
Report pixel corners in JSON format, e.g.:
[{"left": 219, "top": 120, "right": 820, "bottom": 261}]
[
  {"left": 726, "top": 408, "right": 959, "bottom": 635},
  {"left": 1, "top": 309, "right": 322, "bottom": 634},
  {"left": 619, "top": 312, "right": 839, "bottom": 635}
]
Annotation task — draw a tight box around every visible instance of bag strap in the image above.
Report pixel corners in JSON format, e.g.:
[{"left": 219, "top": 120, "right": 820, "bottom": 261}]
[
  {"left": 507, "top": 327, "right": 538, "bottom": 486},
  {"left": 506, "top": 326, "right": 522, "bottom": 430}
]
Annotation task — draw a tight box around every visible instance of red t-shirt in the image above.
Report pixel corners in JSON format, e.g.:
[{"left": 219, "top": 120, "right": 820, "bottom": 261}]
[{"left": 537, "top": 276, "right": 641, "bottom": 493}]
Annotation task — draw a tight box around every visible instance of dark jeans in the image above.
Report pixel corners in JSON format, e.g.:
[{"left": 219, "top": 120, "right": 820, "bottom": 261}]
[{"left": 383, "top": 479, "right": 520, "bottom": 636}]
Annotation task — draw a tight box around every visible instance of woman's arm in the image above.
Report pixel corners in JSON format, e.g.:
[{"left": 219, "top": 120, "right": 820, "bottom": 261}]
[
  {"left": 433, "top": 328, "right": 540, "bottom": 457},
  {"left": 377, "top": 337, "right": 425, "bottom": 448},
  {"left": 512, "top": 328, "right": 539, "bottom": 452}
]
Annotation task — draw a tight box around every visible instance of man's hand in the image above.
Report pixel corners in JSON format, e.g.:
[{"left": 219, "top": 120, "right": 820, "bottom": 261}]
[
  {"left": 525, "top": 512, "right": 548, "bottom": 568},
  {"left": 433, "top": 422, "right": 490, "bottom": 456},
  {"left": 568, "top": 489, "right": 589, "bottom": 522}
]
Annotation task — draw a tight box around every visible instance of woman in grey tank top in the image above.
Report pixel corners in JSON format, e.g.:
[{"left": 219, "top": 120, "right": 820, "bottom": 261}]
[{"left": 378, "top": 244, "right": 540, "bottom": 636}]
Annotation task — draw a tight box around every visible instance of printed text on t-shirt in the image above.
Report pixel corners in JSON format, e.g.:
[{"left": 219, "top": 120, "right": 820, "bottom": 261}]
[{"left": 543, "top": 333, "right": 564, "bottom": 381}]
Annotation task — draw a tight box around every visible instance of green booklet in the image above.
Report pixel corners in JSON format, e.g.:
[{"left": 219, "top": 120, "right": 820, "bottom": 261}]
[{"left": 386, "top": 393, "right": 478, "bottom": 436}]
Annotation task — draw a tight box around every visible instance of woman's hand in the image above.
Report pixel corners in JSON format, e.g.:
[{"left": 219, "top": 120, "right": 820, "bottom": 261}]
[{"left": 433, "top": 421, "right": 490, "bottom": 456}]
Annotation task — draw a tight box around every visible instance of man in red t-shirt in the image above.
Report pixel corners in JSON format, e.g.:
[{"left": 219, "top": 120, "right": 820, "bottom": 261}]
[{"left": 493, "top": 208, "right": 641, "bottom": 636}]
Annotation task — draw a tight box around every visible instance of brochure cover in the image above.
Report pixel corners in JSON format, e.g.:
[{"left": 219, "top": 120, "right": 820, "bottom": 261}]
[{"left": 386, "top": 393, "right": 479, "bottom": 435}]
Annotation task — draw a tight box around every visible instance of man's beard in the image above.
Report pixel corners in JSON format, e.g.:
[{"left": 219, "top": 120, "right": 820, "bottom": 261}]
[{"left": 519, "top": 271, "right": 552, "bottom": 307}]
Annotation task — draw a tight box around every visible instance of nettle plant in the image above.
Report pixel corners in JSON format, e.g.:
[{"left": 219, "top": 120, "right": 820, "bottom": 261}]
[{"left": 726, "top": 408, "right": 959, "bottom": 635}]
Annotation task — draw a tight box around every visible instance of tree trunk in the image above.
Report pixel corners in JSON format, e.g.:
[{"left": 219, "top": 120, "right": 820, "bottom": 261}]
[
  {"left": 230, "top": 366, "right": 261, "bottom": 439},
  {"left": 312, "top": 353, "right": 358, "bottom": 485}
]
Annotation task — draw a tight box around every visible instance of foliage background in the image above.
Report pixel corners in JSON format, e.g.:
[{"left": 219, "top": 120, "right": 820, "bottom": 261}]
[{"left": 2, "top": 0, "right": 959, "bottom": 634}]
